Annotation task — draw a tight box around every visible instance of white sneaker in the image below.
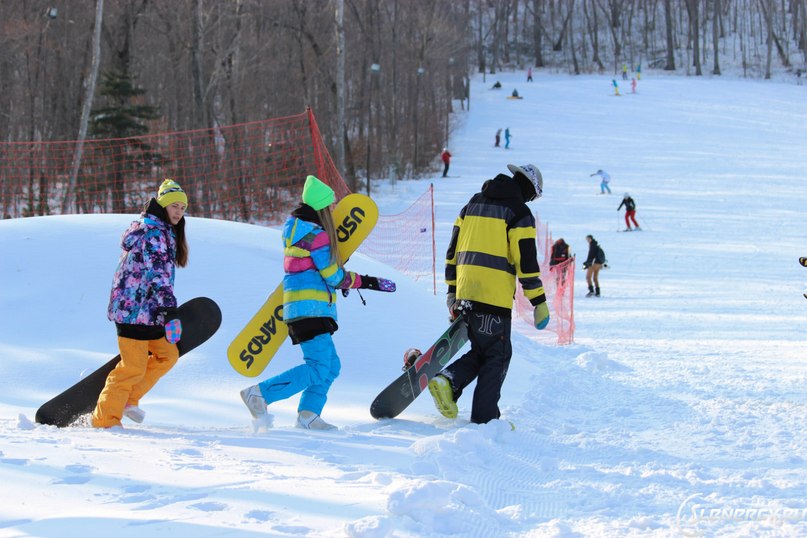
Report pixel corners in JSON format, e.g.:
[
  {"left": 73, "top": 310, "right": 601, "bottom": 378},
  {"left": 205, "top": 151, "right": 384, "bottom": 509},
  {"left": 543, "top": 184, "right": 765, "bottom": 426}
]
[
  {"left": 123, "top": 405, "right": 145, "bottom": 423},
  {"left": 240, "top": 385, "right": 268, "bottom": 419},
  {"left": 296, "top": 410, "right": 337, "bottom": 431}
]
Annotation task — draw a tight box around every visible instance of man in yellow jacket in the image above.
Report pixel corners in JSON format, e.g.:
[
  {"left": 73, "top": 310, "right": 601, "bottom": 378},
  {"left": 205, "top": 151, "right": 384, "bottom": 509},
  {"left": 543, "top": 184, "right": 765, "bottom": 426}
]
[{"left": 429, "top": 163, "right": 550, "bottom": 424}]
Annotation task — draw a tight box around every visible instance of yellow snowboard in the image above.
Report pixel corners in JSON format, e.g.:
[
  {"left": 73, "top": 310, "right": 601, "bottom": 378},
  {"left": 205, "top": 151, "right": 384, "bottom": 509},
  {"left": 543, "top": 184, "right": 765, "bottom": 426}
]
[{"left": 228, "top": 193, "right": 379, "bottom": 377}]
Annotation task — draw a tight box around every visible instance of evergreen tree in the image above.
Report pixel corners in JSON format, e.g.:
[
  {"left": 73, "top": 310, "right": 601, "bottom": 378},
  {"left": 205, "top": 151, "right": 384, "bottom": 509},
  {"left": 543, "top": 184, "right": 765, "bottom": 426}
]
[{"left": 90, "top": 71, "right": 162, "bottom": 213}]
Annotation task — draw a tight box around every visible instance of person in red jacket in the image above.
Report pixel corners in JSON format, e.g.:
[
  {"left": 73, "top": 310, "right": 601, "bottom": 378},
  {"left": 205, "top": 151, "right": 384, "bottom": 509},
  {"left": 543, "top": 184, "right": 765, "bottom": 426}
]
[{"left": 441, "top": 147, "right": 452, "bottom": 178}]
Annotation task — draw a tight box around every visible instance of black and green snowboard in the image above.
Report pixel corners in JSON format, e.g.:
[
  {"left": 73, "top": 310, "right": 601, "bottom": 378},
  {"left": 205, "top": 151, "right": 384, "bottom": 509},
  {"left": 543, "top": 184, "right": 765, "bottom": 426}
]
[
  {"left": 35, "top": 297, "right": 222, "bottom": 427},
  {"left": 370, "top": 317, "right": 468, "bottom": 419}
]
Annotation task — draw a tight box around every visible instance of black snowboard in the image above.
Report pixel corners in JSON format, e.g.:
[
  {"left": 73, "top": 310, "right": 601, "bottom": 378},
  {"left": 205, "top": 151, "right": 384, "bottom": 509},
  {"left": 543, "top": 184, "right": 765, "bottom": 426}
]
[
  {"left": 370, "top": 317, "right": 468, "bottom": 420},
  {"left": 35, "top": 297, "right": 222, "bottom": 427}
]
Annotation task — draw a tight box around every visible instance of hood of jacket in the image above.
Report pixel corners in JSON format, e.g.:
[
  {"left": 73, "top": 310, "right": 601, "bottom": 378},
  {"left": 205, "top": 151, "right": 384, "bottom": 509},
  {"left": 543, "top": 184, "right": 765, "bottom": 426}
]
[
  {"left": 480, "top": 174, "right": 525, "bottom": 202},
  {"left": 283, "top": 203, "right": 322, "bottom": 246},
  {"left": 121, "top": 198, "right": 174, "bottom": 252}
]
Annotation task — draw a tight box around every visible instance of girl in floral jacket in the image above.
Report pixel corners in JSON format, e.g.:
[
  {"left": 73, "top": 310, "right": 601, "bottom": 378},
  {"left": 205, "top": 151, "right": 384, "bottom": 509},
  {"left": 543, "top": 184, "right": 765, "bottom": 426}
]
[{"left": 92, "top": 179, "right": 189, "bottom": 428}]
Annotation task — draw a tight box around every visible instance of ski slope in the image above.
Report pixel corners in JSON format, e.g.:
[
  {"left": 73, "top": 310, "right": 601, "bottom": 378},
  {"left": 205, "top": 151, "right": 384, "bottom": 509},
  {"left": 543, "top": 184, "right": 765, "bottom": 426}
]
[{"left": 1, "top": 71, "right": 806, "bottom": 537}]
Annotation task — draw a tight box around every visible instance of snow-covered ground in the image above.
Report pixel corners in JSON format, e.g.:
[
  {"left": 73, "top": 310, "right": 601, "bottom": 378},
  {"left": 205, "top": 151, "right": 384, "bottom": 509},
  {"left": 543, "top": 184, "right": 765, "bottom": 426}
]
[{"left": 1, "top": 71, "right": 806, "bottom": 537}]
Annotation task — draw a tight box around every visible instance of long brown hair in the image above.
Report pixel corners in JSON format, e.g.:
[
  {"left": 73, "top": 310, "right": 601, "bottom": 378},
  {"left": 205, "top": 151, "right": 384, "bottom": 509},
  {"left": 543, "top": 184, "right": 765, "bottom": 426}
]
[
  {"left": 174, "top": 219, "right": 189, "bottom": 267},
  {"left": 317, "top": 207, "right": 343, "bottom": 269}
]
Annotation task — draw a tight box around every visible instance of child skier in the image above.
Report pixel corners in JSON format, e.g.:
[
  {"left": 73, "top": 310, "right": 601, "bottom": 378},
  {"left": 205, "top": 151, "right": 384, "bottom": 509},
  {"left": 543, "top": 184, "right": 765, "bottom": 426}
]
[
  {"left": 239, "top": 175, "right": 396, "bottom": 430},
  {"left": 92, "top": 179, "right": 189, "bottom": 428}
]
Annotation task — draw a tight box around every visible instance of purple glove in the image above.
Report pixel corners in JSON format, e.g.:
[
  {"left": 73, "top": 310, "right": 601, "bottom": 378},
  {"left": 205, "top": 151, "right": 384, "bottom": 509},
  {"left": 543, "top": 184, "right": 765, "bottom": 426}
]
[
  {"left": 358, "top": 275, "right": 396, "bottom": 292},
  {"left": 165, "top": 318, "right": 182, "bottom": 344}
]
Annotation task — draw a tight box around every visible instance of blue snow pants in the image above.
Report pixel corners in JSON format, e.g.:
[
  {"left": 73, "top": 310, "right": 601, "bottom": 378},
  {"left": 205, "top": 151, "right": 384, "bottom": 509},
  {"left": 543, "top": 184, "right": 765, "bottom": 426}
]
[{"left": 257, "top": 333, "right": 341, "bottom": 416}]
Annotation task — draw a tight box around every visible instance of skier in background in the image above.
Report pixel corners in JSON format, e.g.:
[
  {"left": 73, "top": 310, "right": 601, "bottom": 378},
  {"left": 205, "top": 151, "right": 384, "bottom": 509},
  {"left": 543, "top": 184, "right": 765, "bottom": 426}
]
[
  {"left": 591, "top": 169, "right": 612, "bottom": 194},
  {"left": 495, "top": 128, "right": 502, "bottom": 147},
  {"left": 582, "top": 234, "right": 606, "bottom": 297},
  {"left": 527, "top": 67, "right": 533, "bottom": 82},
  {"left": 92, "top": 179, "right": 189, "bottom": 428},
  {"left": 612, "top": 79, "right": 620, "bottom": 96},
  {"left": 441, "top": 147, "right": 452, "bottom": 178},
  {"left": 239, "top": 175, "right": 396, "bottom": 430},
  {"left": 617, "top": 193, "right": 641, "bottom": 231},
  {"left": 631, "top": 78, "right": 637, "bottom": 93},
  {"left": 429, "top": 163, "right": 550, "bottom": 424},
  {"left": 504, "top": 127, "right": 512, "bottom": 149}
]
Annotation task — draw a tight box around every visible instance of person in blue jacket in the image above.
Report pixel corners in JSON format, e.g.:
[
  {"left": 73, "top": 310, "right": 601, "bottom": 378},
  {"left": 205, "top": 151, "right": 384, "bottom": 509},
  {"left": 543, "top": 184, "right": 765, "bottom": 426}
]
[{"left": 239, "top": 175, "right": 395, "bottom": 430}]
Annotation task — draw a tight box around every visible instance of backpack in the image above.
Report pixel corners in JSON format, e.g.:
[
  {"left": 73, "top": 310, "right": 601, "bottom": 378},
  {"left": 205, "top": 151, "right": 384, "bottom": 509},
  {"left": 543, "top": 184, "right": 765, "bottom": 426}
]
[{"left": 597, "top": 245, "right": 608, "bottom": 267}]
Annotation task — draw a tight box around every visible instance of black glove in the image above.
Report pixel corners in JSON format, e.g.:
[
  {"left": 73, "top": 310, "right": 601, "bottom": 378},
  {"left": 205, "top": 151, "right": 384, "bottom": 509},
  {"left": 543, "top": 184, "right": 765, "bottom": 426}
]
[
  {"left": 358, "top": 275, "right": 396, "bottom": 292},
  {"left": 583, "top": 262, "right": 591, "bottom": 269}
]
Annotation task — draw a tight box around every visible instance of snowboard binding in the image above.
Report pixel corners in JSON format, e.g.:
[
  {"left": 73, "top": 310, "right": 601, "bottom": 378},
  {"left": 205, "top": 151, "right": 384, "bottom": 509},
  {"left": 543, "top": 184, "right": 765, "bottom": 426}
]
[{"left": 402, "top": 348, "right": 422, "bottom": 371}]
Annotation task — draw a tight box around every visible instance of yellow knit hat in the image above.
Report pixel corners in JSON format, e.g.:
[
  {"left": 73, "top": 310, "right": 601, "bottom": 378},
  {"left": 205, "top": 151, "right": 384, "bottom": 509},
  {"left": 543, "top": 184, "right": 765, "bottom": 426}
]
[
  {"left": 301, "top": 175, "right": 335, "bottom": 211},
  {"left": 156, "top": 179, "right": 188, "bottom": 208}
]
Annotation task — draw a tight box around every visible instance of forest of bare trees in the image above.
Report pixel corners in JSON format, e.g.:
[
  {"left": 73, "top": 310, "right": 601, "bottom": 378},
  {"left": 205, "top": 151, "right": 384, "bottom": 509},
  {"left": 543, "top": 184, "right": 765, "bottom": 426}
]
[{"left": 1, "top": 0, "right": 805, "bottom": 194}]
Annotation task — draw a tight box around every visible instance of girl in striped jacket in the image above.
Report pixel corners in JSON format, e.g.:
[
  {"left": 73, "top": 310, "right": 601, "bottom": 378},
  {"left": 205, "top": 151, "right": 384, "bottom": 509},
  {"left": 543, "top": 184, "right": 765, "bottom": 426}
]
[{"left": 240, "top": 175, "right": 395, "bottom": 430}]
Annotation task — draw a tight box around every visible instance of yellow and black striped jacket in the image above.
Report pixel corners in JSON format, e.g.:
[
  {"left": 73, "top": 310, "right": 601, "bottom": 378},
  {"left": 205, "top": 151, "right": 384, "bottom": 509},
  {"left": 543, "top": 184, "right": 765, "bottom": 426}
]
[{"left": 445, "top": 175, "right": 546, "bottom": 316}]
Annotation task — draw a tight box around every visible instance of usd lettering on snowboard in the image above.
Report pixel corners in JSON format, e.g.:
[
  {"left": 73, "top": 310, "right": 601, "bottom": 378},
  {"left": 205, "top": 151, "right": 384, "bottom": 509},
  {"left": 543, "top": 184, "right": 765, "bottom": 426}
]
[
  {"left": 370, "top": 317, "right": 469, "bottom": 420},
  {"left": 227, "top": 193, "right": 379, "bottom": 377},
  {"left": 35, "top": 297, "right": 222, "bottom": 428}
]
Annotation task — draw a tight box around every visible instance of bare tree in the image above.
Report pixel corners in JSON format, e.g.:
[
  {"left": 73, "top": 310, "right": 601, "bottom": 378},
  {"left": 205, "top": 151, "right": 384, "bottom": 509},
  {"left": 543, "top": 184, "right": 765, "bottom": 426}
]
[
  {"left": 685, "top": 0, "right": 703, "bottom": 75},
  {"left": 64, "top": 0, "right": 105, "bottom": 213},
  {"left": 712, "top": 0, "right": 721, "bottom": 74}
]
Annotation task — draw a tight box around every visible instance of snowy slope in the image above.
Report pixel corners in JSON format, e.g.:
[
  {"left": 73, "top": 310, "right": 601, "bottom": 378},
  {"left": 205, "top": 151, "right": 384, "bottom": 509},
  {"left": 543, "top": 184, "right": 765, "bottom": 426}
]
[{"left": 1, "top": 72, "right": 806, "bottom": 537}]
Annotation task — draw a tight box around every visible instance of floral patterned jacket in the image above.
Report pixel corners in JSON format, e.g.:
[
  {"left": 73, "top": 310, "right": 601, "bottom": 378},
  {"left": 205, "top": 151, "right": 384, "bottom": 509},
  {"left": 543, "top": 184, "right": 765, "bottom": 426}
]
[{"left": 108, "top": 200, "right": 177, "bottom": 326}]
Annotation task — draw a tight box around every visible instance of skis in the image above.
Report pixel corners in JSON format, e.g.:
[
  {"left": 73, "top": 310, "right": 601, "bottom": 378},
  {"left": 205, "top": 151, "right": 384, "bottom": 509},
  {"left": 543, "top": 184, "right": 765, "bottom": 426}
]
[
  {"left": 370, "top": 317, "right": 468, "bottom": 420},
  {"left": 36, "top": 297, "right": 222, "bottom": 427},
  {"left": 227, "top": 193, "right": 378, "bottom": 377}
]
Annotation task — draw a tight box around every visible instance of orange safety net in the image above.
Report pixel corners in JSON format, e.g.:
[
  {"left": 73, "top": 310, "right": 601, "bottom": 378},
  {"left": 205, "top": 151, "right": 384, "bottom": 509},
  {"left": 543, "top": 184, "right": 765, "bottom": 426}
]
[
  {"left": 0, "top": 109, "right": 572, "bottom": 343},
  {"left": 0, "top": 109, "right": 349, "bottom": 223},
  {"left": 514, "top": 220, "right": 576, "bottom": 345},
  {"left": 361, "top": 185, "right": 437, "bottom": 294}
]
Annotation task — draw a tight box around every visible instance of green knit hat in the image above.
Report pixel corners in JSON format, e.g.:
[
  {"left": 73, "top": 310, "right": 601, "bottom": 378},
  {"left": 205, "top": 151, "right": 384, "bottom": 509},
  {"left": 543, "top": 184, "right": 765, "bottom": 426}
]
[
  {"left": 302, "top": 175, "right": 335, "bottom": 211},
  {"left": 156, "top": 178, "right": 188, "bottom": 208}
]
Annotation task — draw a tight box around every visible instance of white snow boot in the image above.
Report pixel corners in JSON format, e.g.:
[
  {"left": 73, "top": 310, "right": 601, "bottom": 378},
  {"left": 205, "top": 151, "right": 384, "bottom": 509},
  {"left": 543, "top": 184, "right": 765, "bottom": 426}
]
[
  {"left": 240, "top": 385, "right": 268, "bottom": 419},
  {"left": 123, "top": 404, "right": 145, "bottom": 423},
  {"left": 296, "top": 410, "right": 337, "bottom": 431}
]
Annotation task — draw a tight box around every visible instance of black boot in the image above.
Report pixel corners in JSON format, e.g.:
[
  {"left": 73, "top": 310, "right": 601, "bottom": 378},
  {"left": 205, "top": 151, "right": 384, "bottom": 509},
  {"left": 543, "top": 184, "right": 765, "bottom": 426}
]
[
  {"left": 586, "top": 285, "right": 595, "bottom": 297},
  {"left": 595, "top": 287, "right": 601, "bottom": 297}
]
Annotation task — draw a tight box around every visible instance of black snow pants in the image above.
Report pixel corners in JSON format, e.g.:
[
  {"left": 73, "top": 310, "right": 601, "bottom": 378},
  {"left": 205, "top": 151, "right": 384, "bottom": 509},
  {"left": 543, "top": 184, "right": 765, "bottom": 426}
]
[{"left": 443, "top": 309, "right": 512, "bottom": 424}]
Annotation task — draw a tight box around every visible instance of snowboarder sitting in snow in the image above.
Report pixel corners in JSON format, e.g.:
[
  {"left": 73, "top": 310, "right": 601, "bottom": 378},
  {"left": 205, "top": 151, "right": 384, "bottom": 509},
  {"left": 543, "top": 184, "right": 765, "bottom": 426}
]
[
  {"left": 239, "top": 175, "right": 396, "bottom": 431},
  {"left": 429, "top": 163, "right": 550, "bottom": 424},
  {"left": 617, "top": 193, "right": 640, "bottom": 231},
  {"left": 92, "top": 179, "right": 189, "bottom": 428}
]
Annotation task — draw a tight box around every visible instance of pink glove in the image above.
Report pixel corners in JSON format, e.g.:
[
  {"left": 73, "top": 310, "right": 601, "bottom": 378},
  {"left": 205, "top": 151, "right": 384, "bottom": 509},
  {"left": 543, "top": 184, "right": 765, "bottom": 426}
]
[{"left": 165, "top": 318, "right": 182, "bottom": 344}]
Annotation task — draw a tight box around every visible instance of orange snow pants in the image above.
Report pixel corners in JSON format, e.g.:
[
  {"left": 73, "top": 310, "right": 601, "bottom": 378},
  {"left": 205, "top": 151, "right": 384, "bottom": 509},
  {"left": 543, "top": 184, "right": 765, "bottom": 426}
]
[{"left": 91, "top": 337, "right": 179, "bottom": 428}]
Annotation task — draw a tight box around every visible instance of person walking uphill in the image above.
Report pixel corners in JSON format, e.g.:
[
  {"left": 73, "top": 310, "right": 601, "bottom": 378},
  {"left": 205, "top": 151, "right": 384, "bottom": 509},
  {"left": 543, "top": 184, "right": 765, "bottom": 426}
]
[
  {"left": 617, "top": 193, "right": 641, "bottom": 231},
  {"left": 428, "top": 163, "right": 550, "bottom": 424},
  {"left": 583, "top": 235, "right": 606, "bottom": 297},
  {"left": 92, "top": 179, "right": 189, "bottom": 428},
  {"left": 441, "top": 147, "right": 452, "bottom": 178},
  {"left": 240, "top": 175, "right": 396, "bottom": 430}
]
